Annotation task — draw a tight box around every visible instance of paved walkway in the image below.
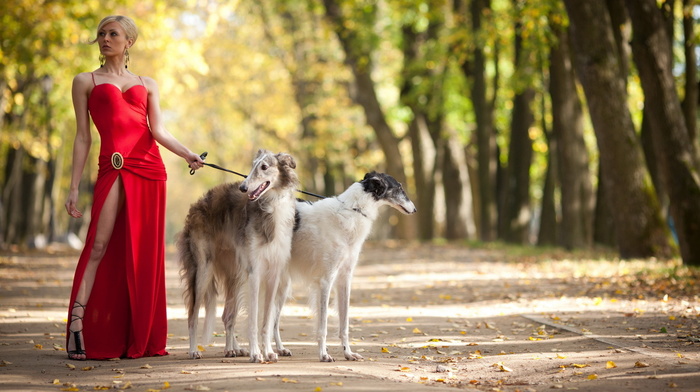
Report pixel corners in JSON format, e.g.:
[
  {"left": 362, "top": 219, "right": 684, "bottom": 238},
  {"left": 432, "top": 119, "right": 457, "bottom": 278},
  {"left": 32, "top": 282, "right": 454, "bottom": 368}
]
[{"left": 1, "top": 243, "right": 699, "bottom": 391}]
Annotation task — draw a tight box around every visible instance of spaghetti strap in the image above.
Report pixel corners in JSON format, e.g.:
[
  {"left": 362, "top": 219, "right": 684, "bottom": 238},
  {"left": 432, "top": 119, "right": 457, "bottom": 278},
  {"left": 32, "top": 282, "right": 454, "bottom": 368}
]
[
  {"left": 138, "top": 76, "right": 145, "bottom": 86},
  {"left": 91, "top": 72, "right": 97, "bottom": 86}
]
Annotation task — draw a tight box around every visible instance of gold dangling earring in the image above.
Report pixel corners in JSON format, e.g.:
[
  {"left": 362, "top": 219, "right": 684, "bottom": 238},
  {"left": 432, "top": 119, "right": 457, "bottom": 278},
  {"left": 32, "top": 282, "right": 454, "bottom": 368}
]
[
  {"left": 124, "top": 49, "right": 129, "bottom": 69},
  {"left": 99, "top": 54, "right": 105, "bottom": 67}
]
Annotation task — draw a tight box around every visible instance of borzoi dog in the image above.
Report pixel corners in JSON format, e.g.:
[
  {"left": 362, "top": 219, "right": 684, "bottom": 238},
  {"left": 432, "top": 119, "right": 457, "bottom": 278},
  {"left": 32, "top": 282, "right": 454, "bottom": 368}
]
[
  {"left": 177, "top": 149, "right": 298, "bottom": 363},
  {"left": 274, "top": 172, "right": 416, "bottom": 362}
]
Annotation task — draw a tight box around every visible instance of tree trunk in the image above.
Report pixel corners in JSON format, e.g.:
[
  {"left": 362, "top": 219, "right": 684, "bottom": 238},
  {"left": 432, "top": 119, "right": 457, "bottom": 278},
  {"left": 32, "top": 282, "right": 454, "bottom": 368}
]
[
  {"left": 500, "top": 87, "right": 534, "bottom": 243},
  {"left": 681, "top": 0, "right": 697, "bottom": 144},
  {"left": 500, "top": 9, "right": 535, "bottom": 244},
  {"left": 443, "top": 131, "right": 476, "bottom": 239},
  {"left": 593, "top": 163, "right": 616, "bottom": 247},
  {"left": 408, "top": 113, "right": 437, "bottom": 239},
  {"left": 323, "top": 0, "right": 415, "bottom": 239},
  {"left": 465, "top": 0, "right": 498, "bottom": 242},
  {"left": 564, "top": 0, "right": 672, "bottom": 258},
  {"left": 626, "top": 0, "right": 700, "bottom": 265},
  {"left": 537, "top": 132, "right": 558, "bottom": 246},
  {"left": 549, "top": 20, "right": 594, "bottom": 249}
]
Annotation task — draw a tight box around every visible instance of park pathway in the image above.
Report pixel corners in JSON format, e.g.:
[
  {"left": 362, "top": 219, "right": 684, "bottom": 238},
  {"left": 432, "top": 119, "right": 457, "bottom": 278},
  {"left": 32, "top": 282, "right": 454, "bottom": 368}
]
[{"left": 1, "top": 243, "right": 699, "bottom": 391}]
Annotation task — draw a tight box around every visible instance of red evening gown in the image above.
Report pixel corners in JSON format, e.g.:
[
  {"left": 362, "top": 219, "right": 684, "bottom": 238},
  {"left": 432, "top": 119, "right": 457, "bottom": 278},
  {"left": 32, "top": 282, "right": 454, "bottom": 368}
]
[{"left": 66, "top": 73, "right": 169, "bottom": 359}]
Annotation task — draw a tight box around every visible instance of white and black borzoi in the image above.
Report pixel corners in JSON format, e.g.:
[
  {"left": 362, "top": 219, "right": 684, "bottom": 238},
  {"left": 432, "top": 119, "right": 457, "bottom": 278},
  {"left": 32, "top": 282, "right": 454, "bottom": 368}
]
[
  {"left": 177, "top": 149, "right": 298, "bottom": 363},
  {"left": 273, "top": 172, "right": 417, "bottom": 362}
]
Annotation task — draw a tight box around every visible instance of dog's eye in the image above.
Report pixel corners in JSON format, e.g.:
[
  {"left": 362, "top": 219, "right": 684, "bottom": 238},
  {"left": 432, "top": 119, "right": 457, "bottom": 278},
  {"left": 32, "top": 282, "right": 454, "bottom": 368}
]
[{"left": 261, "top": 164, "right": 269, "bottom": 171}]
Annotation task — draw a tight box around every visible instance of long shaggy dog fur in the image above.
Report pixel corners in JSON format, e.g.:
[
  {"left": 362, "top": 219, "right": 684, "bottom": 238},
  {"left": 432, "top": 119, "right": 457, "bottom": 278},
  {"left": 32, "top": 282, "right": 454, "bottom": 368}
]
[
  {"left": 177, "top": 149, "right": 298, "bottom": 363},
  {"left": 273, "top": 172, "right": 416, "bottom": 362}
]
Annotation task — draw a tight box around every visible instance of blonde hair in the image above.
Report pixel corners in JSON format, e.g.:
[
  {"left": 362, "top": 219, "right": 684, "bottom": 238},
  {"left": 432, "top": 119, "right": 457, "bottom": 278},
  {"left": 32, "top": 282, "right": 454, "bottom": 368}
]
[{"left": 89, "top": 15, "right": 138, "bottom": 45}]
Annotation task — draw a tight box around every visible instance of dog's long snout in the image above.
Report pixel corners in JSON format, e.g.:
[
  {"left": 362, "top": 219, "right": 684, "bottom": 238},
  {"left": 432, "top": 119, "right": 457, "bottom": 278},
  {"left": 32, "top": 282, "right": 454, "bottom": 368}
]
[{"left": 239, "top": 183, "right": 248, "bottom": 193}]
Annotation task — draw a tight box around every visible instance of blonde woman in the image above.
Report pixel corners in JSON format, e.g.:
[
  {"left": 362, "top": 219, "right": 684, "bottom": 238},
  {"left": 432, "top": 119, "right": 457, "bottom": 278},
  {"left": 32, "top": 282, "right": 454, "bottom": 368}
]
[{"left": 65, "top": 15, "right": 204, "bottom": 360}]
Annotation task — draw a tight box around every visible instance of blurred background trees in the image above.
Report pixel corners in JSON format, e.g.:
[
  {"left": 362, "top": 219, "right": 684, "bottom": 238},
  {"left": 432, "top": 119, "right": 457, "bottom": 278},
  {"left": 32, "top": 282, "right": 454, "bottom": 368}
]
[{"left": 1, "top": 0, "right": 698, "bottom": 265}]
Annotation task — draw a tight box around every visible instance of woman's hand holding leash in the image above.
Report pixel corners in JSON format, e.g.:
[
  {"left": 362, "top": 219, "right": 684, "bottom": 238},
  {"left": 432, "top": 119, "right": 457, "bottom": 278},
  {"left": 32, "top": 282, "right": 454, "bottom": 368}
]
[{"left": 188, "top": 152, "right": 207, "bottom": 174}]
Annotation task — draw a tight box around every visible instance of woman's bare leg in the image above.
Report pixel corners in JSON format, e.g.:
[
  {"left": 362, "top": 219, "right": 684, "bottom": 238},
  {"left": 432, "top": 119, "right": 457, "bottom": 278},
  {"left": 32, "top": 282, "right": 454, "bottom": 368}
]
[{"left": 68, "top": 177, "right": 125, "bottom": 359}]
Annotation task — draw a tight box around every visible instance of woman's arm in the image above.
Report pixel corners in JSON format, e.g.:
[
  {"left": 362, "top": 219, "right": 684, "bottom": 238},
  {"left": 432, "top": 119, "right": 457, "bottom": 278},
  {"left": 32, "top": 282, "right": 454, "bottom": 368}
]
[
  {"left": 143, "top": 76, "right": 204, "bottom": 170},
  {"left": 65, "top": 73, "right": 93, "bottom": 219}
]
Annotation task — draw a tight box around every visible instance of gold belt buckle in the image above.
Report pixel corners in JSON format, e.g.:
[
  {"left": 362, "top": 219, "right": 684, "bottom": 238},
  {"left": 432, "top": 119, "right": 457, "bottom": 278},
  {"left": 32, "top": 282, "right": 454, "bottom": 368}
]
[{"left": 111, "top": 152, "right": 124, "bottom": 170}]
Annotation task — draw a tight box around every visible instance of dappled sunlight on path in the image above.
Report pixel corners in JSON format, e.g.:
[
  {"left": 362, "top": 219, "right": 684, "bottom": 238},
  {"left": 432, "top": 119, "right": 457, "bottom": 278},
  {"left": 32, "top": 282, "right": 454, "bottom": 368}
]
[{"left": 1, "top": 243, "right": 699, "bottom": 391}]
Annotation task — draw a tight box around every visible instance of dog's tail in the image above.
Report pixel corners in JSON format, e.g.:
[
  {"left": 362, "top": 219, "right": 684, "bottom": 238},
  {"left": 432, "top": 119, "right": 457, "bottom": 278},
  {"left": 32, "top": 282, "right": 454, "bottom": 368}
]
[
  {"left": 176, "top": 228, "right": 197, "bottom": 321},
  {"left": 176, "top": 227, "right": 218, "bottom": 321}
]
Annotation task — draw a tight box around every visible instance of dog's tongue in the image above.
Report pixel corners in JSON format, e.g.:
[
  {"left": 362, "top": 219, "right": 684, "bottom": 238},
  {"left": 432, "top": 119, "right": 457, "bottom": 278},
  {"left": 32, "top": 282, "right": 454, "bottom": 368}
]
[{"left": 248, "top": 181, "right": 270, "bottom": 201}]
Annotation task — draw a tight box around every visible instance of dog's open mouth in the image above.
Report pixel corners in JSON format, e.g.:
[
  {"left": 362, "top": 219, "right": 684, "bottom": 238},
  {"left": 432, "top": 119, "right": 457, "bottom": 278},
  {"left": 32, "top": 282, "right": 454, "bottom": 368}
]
[{"left": 248, "top": 181, "right": 270, "bottom": 201}]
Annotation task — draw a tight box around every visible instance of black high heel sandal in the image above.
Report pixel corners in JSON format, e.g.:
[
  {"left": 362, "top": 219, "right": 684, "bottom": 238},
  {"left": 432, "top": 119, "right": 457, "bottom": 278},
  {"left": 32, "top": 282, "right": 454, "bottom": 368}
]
[{"left": 68, "top": 301, "right": 86, "bottom": 360}]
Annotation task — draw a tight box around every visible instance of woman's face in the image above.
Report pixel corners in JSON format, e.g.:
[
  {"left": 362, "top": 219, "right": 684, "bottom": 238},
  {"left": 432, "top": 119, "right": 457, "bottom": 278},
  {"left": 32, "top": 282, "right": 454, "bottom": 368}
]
[{"left": 97, "top": 21, "right": 132, "bottom": 57}]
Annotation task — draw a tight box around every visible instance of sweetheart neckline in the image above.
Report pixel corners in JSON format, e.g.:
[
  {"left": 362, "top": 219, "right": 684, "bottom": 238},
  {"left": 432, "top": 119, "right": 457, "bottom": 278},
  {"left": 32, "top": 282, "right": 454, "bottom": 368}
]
[{"left": 92, "top": 83, "right": 146, "bottom": 94}]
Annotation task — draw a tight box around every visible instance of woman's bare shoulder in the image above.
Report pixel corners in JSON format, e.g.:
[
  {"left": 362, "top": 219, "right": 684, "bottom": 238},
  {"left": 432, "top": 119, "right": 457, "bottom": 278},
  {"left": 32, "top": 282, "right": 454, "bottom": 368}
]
[
  {"left": 72, "top": 72, "right": 94, "bottom": 88},
  {"left": 139, "top": 75, "right": 159, "bottom": 88}
]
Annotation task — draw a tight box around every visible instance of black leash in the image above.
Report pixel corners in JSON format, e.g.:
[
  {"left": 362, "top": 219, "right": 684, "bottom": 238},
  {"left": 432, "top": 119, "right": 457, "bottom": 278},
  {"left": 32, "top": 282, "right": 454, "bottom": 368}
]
[{"left": 189, "top": 152, "right": 326, "bottom": 199}]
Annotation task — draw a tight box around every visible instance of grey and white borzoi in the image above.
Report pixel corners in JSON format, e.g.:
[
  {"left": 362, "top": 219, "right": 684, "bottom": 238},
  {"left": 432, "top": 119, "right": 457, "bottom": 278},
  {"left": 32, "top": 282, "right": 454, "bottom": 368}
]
[
  {"left": 273, "top": 172, "right": 417, "bottom": 362},
  {"left": 177, "top": 149, "right": 298, "bottom": 363}
]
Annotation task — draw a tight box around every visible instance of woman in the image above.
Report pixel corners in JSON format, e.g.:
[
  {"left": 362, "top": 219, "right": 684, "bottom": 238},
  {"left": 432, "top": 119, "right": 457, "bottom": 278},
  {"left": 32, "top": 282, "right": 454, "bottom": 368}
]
[{"left": 65, "top": 15, "right": 204, "bottom": 360}]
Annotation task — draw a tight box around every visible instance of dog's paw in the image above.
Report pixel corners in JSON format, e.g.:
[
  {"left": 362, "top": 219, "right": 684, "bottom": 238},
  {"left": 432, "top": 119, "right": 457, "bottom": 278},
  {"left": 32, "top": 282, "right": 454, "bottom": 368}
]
[
  {"left": 265, "top": 352, "right": 279, "bottom": 363},
  {"left": 224, "top": 348, "right": 249, "bottom": 358},
  {"left": 344, "top": 351, "right": 364, "bottom": 361},
  {"left": 189, "top": 351, "right": 203, "bottom": 359},
  {"left": 275, "top": 348, "right": 292, "bottom": 357},
  {"left": 320, "top": 353, "right": 336, "bottom": 362},
  {"left": 249, "top": 353, "right": 264, "bottom": 363}
]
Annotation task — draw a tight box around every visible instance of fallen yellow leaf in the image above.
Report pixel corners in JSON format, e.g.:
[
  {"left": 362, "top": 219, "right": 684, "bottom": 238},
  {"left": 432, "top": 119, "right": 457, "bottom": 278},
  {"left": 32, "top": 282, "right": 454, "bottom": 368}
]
[
  {"left": 635, "top": 361, "right": 650, "bottom": 368},
  {"left": 606, "top": 361, "right": 617, "bottom": 369},
  {"left": 163, "top": 381, "right": 171, "bottom": 389},
  {"left": 34, "top": 344, "right": 43, "bottom": 350},
  {"left": 412, "top": 328, "right": 422, "bottom": 334},
  {"left": 588, "top": 374, "right": 598, "bottom": 380},
  {"left": 281, "top": 378, "right": 298, "bottom": 383},
  {"left": 381, "top": 347, "right": 391, "bottom": 353},
  {"left": 492, "top": 362, "right": 513, "bottom": 372},
  {"left": 406, "top": 317, "right": 413, "bottom": 322}
]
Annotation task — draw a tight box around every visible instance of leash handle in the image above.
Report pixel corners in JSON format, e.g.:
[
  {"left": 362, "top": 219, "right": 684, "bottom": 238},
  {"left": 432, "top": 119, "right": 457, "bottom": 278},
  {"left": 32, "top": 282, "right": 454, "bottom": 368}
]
[{"left": 189, "top": 152, "right": 208, "bottom": 175}]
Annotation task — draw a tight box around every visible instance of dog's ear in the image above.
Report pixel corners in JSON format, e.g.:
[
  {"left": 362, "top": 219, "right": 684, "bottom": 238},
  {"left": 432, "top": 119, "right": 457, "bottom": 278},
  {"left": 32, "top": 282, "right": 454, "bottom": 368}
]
[
  {"left": 276, "top": 153, "right": 297, "bottom": 169},
  {"left": 255, "top": 149, "right": 266, "bottom": 159},
  {"left": 362, "top": 172, "right": 387, "bottom": 198}
]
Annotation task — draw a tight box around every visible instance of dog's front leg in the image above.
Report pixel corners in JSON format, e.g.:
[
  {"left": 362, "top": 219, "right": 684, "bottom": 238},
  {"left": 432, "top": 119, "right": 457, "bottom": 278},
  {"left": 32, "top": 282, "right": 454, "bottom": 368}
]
[
  {"left": 337, "top": 272, "right": 363, "bottom": 361},
  {"left": 247, "top": 270, "right": 264, "bottom": 363},
  {"left": 273, "top": 275, "right": 292, "bottom": 356},
  {"left": 317, "top": 278, "right": 335, "bottom": 362},
  {"left": 260, "top": 270, "right": 281, "bottom": 363}
]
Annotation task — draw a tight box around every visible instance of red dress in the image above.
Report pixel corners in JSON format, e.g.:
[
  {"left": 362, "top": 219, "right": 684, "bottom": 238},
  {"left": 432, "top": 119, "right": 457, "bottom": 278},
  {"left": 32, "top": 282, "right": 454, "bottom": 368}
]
[{"left": 66, "top": 73, "right": 169, "bottom": 359}]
